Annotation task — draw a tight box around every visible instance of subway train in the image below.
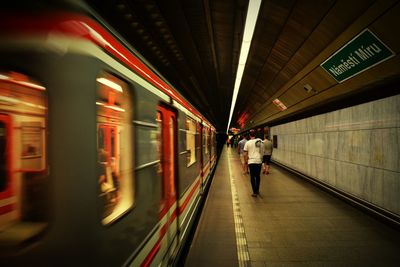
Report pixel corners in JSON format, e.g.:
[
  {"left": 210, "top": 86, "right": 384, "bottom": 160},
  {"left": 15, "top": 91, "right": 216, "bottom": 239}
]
[{"left": 0, "top": 3, "right": 217, "bottom": 266}]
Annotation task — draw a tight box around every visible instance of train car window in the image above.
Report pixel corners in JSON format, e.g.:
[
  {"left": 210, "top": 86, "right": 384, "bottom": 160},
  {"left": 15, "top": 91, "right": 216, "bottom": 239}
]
[
  {"left": 185, "top": 116, "right": 197, "bottom": 166},
  {"left": 136, "top": 122, "right": 160, "bottom": 166},
  {"left": 0, "top": 122, "right": 6, "bottom": 192},
  {"left": 96, "top": 72, "right": 134, "bottom": 225},
  {"left": 156, "top": 111, "right": 162, "bottom": 176},
  {"left": 203, "top": 127, "right": 209, "bottom": 155},
  {"left": 211, "top": 131, "right": 215, "bottom": 157},
  {"left": 0, "top": 71, "right": 48, "bottom": 246},
  {"left": 273, "top": 135, "right": 278, "bottom": 148},
  {"left": 210, "top": 131, "right": 213, "bottom": 157},
  {"left": 206, "top": 128, "right": 210, "bottom": 155}
]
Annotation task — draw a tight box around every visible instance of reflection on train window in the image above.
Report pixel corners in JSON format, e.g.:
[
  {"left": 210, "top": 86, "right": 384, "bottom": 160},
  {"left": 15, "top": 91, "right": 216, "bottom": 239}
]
[
  {"left": 0, "top": 71, "right": 48, "bottom": 246},
  {"left": 96, "top": 72, "right": 134, "bottom": 225},
  {"left": 204, "top": 127, "right": 209, "bottom": 155},
  {"left": 156, "top": 111, "right": 162, "bottom": 175},
  {"left": 136, "top": 125, "right": 160, "bottom": 166},
  {"left": 0, "top": 122, "right": 6, "bottom": 192},
  {"left": 211, "top": 131, "right": 215, "bottom": 156},
  {"left": 185, "top": 116, "right": 197, "bottom": 166}
]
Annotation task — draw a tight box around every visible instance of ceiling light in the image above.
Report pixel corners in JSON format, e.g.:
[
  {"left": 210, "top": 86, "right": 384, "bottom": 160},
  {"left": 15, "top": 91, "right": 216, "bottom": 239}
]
[
  {"left": 96, "top": 102, "right": 125, "bottom": 112},
  {"left": 272, "top": 98, "right": 287, "bottom": 111},
  {"left": 96, "top": 78, "right": 123, "bottom": 92},
  {"left": 226, "top": 0, "right": 261, "bottom": 133},
  {"left": 0, "top": 73, "right": 46, "bottom": 90},
  {"left": 303, "top": 84, "right": 316, "bottom": 93}
]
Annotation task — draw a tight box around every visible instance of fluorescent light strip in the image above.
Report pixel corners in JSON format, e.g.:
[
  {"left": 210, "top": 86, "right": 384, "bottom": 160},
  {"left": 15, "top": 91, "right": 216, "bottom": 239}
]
[
  {"left": 96, "top": 101, "right": 125, "bottom": 112},
  {"left": 96, "top": 77, "right": 123, "bottom": 92},
  {"left": 0, "top": 74, "right": 46, "bottom": 90},
  {"left": 0, "top": 95, "right": 46, "bottom": 109},
  {"left": 18, "top": 81, "right": 46, "bottom": 90},
  {"left": 226, "top": 0, "right": 262, "bottom": 133}
]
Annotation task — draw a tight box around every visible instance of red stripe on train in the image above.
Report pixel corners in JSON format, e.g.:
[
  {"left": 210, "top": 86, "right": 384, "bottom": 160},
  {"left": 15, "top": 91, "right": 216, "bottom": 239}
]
[
  {"left": 159, "top": 209, "right": 178, "bottom": 237},
  {"left": 0, "top": 204, "right": 15, "bottom": 215},
  {"left": 179, "top": 178, "right": 201, "bottom": 215},
  {"left": 142, "top": 177, "right": 201, "bottom": 266},
  {"left": 140, "top": 240, "right": 161, "bottom": 267}
]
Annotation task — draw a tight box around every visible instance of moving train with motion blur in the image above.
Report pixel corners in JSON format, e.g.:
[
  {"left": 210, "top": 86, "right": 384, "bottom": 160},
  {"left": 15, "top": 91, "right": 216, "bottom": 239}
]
[{"left": 0, "top": 2, "right": 217, "bottom": 266}]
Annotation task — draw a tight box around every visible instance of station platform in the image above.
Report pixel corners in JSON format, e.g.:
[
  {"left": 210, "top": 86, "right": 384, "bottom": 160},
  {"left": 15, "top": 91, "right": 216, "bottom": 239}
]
[{"left": 183, "top": 146, "right": 400, "bottom": 266}]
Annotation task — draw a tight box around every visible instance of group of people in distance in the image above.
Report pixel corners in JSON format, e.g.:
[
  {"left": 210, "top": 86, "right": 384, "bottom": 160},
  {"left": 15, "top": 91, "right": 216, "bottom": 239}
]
[{"left": 237, "top": 129, "right": 273, "bottom": 197}]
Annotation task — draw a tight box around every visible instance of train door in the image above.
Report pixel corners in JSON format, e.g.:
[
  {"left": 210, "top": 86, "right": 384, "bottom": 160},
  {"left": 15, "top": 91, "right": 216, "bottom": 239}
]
[
  {"left": 0, "top": 114, "right": 13, "bottom": 227},
  {"left": 199, "top": 123, "right": 204, "bottom": 193},
  {"left": 157, "top": 104, "right": 178, "bottom": 261}
]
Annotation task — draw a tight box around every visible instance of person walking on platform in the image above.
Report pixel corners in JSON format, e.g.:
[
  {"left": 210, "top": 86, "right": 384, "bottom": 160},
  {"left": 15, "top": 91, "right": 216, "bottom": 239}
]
[
  {"left": 230, "top": 136, "right": 235, "bottom": 148},
  {"left": 233, "top": 136, "right": 239, "bottom": 148},
  {"left": 243, "top": 129, "right": 263, "bottom": 197},
  {"left": 237, "top": 135, "right": 248, "bottom": 174},
  {"left": 262, "top": 135, "right": 273, "bottom": 175}
]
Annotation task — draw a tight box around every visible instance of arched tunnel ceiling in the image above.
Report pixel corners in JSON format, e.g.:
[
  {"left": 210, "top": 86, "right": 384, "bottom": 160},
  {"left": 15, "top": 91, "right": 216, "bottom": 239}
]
[{"left": 87, "top": 0, "right": 400, "bottom": 132}]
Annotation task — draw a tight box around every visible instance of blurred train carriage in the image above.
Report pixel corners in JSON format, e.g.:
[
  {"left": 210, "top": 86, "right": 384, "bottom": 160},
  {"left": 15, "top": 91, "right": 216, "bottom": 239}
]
[{"left": 0, "top": 2, "right": 217, "bottom": 266}]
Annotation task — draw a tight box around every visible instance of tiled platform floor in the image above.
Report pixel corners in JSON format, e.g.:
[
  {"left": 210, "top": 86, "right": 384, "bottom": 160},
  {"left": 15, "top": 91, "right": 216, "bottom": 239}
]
[{"left": 184, "top": 147, "right": 400, "bottom": 266}]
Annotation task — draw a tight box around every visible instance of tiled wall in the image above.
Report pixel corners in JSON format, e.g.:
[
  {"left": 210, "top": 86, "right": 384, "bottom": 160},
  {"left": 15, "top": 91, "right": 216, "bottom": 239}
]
[{"left": 270, "top": 94, "right": 400, "bottom": 215}]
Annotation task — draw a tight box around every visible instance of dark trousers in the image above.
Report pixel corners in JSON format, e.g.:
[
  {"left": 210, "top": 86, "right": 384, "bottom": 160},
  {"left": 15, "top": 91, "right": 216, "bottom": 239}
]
[{"left": 248, "top": 163, "right": 262, "bottom": 194}]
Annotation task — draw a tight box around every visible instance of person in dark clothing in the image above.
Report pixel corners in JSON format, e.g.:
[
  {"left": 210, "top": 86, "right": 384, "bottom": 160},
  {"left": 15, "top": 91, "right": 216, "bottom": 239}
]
[{"left": 243, "top": 130, "right": 263, "bottom": 197}]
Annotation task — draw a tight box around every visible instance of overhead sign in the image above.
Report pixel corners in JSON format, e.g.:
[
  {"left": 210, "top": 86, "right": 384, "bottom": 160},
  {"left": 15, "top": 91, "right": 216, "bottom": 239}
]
[{"left": 321, "top": 29, "right": 395, "bottom": 83}]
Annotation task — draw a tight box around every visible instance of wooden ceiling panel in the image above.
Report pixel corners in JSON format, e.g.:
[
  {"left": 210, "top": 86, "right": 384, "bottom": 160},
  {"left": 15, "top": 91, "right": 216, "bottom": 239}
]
[
  {"left": 252, "top": 104, "right": 280, "bottom": 126},
  {"left": 370, "top": 3, "right": 400, "bottom": 53},
  {"left": 281, "top": 85, "right": 310, "bottom": 108},
  {"left": 263, "top": 0, "right": 335, "bottom": 95},
  {"left": 211, "top": 0, "right": 236, "bottom": 89}
]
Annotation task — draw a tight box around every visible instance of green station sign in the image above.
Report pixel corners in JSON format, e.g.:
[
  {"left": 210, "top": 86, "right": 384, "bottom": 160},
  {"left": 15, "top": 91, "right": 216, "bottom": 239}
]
[{"left": 321, "top": 29, "right": 395, "bottom": 83}]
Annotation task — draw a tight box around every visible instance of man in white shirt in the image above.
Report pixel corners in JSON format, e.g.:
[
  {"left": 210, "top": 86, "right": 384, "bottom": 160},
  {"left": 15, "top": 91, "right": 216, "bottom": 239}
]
[{"left": 243, "top": 129, "right": 263, "bottom": 197}]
